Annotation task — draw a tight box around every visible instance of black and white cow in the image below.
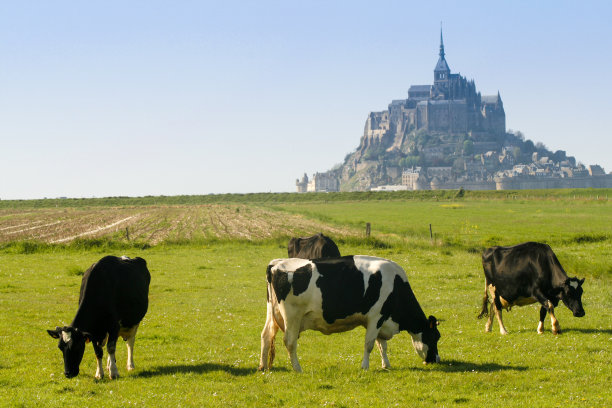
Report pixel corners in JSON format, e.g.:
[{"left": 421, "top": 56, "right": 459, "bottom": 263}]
[
  {"left": 47, "top": 256, "right": 151, "bottom": 379},
  {"left": 287, "top": 233, "right": 341, "bottom": 259},
  {"left": 478, "top": 242, "right": 585, "bottom": 335},
  {"left": 259, "top": 256, "right": 441, "bottom": 372}
]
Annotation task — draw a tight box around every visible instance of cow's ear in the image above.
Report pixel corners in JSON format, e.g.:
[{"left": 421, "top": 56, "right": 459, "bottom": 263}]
[
  {"left": 428, "top": 315, "right": 438, "bottom": 328},
  {"left": 47, "top": 328, "right": 61, "bottom": 339},
  {"left": 579, "top": 278, "right": 585, "bottom": 286}
]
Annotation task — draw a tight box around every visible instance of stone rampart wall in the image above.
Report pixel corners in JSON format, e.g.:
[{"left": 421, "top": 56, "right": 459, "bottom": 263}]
[{"left": 495, "top": 175, "right": 612, "bottom": 190}]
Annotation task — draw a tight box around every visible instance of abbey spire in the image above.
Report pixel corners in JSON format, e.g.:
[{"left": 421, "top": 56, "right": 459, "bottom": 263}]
[
  {"left": 439, "top": 26, "right": 445, "bottom": 58},
  {"left": 434, "top": 26, "right": 450, "bottom": 83}
]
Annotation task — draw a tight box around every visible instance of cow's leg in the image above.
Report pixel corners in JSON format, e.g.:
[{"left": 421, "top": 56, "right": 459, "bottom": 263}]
[
  {"left": 492, "top": 295, "right": 508, "bottom": 335},
  {"left": 546, "top": 301, "right": 561, "bottom": 334},
  {"left": 534, "top": 292, "right": 560, "bottom": 334},
  {"left": 537, "top": 306, "right": 547, "bottom": 334},
  {"left": 376, "top": 339, "right": 390, "bottom": 369},
  {"left": 361, "top": 323, "right": 380, "bottom": 370},
  {"left": 93, "top": 343, "right": 104, "bottom": 380},
  {"left": 282, "top": 311, "right": 302, "bottom": 373},
  {"left": 478, "top": 278, "right": 491, "bottom": 319},
  {"left": 485, "top": 302, "right": 494, "bottom": 332},
  {"left": 258, "top": 302, "right": 280, "bottom": 371},
  {"left": 106, "top": 331, "right": 120, "bottom": 379},
  {"left": 484, "top": 284, "right": 495, "bottom": 332},
  {"left": 486, "top": 284, "right": 508, "bottom": 334},
  {"left": 283, "top": 327, "right": 302, "bottom": 372},
  {"left": 125, "top": 324, "right": 139, "bottom": 371}
]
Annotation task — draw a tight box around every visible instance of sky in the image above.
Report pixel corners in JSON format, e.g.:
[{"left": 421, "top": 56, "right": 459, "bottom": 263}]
[{"left": 1, "top": 1, "right": 611, "bottom": 199}]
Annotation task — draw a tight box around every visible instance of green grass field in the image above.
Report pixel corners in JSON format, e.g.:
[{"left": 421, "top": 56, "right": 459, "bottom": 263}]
[{"left": 0, "top": 191, "right": 610, "bottom": 407}]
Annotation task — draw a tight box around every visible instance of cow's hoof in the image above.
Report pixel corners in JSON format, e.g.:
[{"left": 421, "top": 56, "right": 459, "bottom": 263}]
[
  {"left": 126, "top": 365, "right": 135, "bottom": 371},
  {"left": 95, "top": 374, "right": 103, "bottom": 380},
  {"left": 500, "top": 330, "right": 508, "bottom": 335}
]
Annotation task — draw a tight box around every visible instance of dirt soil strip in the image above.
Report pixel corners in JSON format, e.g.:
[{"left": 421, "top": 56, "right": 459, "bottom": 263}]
[
  {"left": 3, "top": 221, "right": 63, "bottom": 235},
  {"left": 0, "top": 221, "right": 45, "bottom": 232},
  {"left": 50, "top": 216, "right": 135, "bottom": 243}
]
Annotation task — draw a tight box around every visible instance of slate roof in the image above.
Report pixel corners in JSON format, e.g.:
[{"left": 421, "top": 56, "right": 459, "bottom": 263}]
[
  {"left": 435, "top": 56, "right": 450, "bottom": 72},
  {"left": 409, "top": 85, "right": 432, "bottom": 93},
  {"left": 482, "top": 95, "right": 500, "bottom": 104},
  {"left": 417, "top": 99, "right": 467, "bottom": 106}
]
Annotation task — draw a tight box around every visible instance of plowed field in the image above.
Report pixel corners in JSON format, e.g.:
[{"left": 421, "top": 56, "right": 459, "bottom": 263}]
[{"left": 0, "top": 205, "right": 356, "bottom": 244}]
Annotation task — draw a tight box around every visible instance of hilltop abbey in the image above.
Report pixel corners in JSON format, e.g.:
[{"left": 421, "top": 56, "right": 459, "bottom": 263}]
[
  {"left": 297, "top": 30, "right": 610, "bottom": 192},
  {"left": 359, "top": 30, "right": 505, "bottom": 154}
]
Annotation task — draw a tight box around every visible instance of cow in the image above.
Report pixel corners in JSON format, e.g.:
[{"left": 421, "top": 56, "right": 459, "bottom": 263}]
[
  {"left": 258, "top": 255, "right": 441, "bottom": 372},
  {"left": 478, "top": 242, "right": 585, "bottom": 335},
  {"left": 287, "top": 233, "right": 341, "bottom": 259},
  {"left": 47, "top": 255, "right": 151, "bottom": 379}
]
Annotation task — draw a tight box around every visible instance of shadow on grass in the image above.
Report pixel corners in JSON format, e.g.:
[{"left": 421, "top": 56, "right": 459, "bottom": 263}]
[
  {"left": 434, "top": 359, "right": 528, "bottom": 373},
  {"left": 394, "top": 359, "right": 527, "bottom": 373},
  {"left": 560, "top": 328, "right": 612, "bottom": 335},
  {"left": 134, "top": 362, "right": 289, "bottom": 378}
]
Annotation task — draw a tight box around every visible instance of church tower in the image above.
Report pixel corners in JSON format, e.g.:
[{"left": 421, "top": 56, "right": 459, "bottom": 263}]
[{"left": 433, "top": 27, "right": 451, "bottom": 98}]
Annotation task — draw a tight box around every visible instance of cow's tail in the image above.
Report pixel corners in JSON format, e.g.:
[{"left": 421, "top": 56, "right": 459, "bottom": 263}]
[{"left": 477, "top": 278, "right": 490, "bottom": 319}]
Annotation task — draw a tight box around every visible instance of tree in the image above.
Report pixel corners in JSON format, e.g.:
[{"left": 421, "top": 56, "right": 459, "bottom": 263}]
[
  {"left": 552, "top": 150, "right": 567, "bottom": 163},
  {"left": 400, "top": 155, "right": 421, "bottom": 168},
  {"left": 535, "top": 142, "right": 548, "bottom": 152},
  {"left": 364, "top": 145, "right": 384, "bottom": 161},
  {"left": 463, "top": 140, "right": 474, "bottom": 156}
]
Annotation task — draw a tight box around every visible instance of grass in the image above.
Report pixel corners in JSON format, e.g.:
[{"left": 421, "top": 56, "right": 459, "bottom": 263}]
[
  {"left": 0, "top": 192, "right": 610, "bottom": 407},
  {"left": 1, "top": 188, "right": 610, "bottom": 209}
]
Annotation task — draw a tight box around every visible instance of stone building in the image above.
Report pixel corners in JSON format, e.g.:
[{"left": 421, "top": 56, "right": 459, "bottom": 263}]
[
  {"left": 295, "top": 173, "right": 309, "bottom": 193},
  {"left": 358, "top": 29, "right": 506, "bottom": 153},
  {"left": 401, "top": 167, "right": 430, "bottom": 190},
  {"left": 296, "top": 172, "right": 340, "bottom": 193}
]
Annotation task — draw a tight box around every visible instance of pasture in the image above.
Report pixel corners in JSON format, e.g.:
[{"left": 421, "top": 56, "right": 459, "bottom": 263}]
[{"left": 0, "top": 190, "right": 610, "bottom": 407}]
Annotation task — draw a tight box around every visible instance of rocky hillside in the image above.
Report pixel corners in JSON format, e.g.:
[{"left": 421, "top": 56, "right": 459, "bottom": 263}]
[{"left": 328, "top": 128, "right": 573, "bottom": 191}]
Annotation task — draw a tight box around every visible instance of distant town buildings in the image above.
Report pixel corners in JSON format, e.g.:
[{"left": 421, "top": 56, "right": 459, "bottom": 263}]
[
  {"left": 296, "top": 172, "right": 340, "bottom": 193},
  {"left": 397, "top": 161, "right": 612, "bottom": 191}
]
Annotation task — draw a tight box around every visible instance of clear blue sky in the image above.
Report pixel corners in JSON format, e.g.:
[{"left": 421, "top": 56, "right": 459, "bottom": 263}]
[{"left": 1, "top": 1, "right": 610, "bottom": 199}]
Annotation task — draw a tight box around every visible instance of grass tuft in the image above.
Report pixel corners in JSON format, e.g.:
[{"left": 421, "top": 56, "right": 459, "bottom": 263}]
[
  {"left": 66, "top": 266, "right": 85, "bottom": 276},
  {"left": 566, "top": 233, "right": 609, "bottom": 244}
]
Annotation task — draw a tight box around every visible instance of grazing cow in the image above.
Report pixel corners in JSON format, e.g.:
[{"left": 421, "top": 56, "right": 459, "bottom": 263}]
[
  {"left": 47, "top": 255, "right": 150, "bottom": 379},
  {"left": 478, "top": 242, "right": 585, "bottom": 335},
  {"left": 287, "top": 233, "right": 341, "bottom": 259},
  {"left": 259, "top": 255, "right": 441, "bottom": 372}
]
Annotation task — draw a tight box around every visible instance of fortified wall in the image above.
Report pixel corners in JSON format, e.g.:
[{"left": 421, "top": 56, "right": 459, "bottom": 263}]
[{"left": 494, "top": 175, "right": 612, "bottom": 190}]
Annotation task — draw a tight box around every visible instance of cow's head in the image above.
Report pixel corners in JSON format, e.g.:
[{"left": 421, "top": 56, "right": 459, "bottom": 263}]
[
  {"left": 47, "top": 326, "right": 92, "bottom": 378},
  {"left": 410, "top": 315, "right": 441, "bottom": 364},
  {"left": 561, "top": 277, "right": 585, "bottom": 317}
]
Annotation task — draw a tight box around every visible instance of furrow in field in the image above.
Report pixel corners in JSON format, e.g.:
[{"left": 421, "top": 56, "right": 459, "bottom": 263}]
[
  {"left": 50, "top": 216, "right": 136, "bottom": 243},
  {"left": 37, "top": 209, "right": 139, "bottom": 242},
  {"left": 0, "top": 220, "right": 45, "bottom": 232}
]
